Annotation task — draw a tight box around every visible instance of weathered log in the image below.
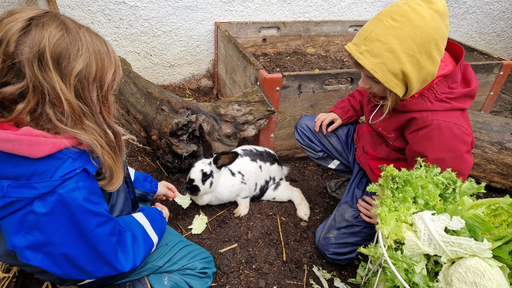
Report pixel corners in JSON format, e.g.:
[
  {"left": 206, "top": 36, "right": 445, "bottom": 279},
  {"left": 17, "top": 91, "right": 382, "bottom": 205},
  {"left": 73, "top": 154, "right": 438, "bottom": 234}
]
[
  {"left": 469, "top": 110, "right": 512, "bottom": 190},
  {"left": 115, "top": 58, "right": 275, "bottom": 172}
]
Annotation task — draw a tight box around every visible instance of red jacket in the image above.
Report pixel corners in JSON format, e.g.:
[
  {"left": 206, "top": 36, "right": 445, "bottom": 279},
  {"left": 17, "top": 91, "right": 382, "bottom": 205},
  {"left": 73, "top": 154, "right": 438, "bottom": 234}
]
[{"left": 330, "top": 40, "right": 478, "bottom": 182}]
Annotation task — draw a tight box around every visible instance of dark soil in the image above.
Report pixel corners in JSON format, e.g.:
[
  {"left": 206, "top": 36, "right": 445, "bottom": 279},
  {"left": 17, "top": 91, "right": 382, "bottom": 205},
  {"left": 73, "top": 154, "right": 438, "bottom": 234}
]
[
  {"left": 253, "top": 50, "right": 354, "bottom": 74},
  {"left": 129, "top": 143, "right": 356, "bottom": 288},
  {"left": 13, "top": 50, "right": 512, "bottom": 288}
]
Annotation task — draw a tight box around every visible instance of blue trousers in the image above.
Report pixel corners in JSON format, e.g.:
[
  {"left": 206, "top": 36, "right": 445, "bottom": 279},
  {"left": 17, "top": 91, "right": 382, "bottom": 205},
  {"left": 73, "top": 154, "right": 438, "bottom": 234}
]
[
  {"left": 120, "top": 202, "right": 216, "bottom": 287},
  {"left": 295, "top": 115, "right": 376, "bottom": 265}
]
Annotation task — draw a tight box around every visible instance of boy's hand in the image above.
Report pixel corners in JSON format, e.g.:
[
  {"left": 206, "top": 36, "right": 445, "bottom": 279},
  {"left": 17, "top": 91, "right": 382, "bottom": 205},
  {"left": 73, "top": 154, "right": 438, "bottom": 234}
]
[
  {"left": 315, "top": 112, "right": 342, "bottom": 134},
  {"left": 155, "top": 181, "right": 178, "bottom": 201},
  {"left": 153, "top": 202, "right": 170, "bottom": 222},
  {"left": 358, "top": 195, "right": 379, "bottom": 225}
]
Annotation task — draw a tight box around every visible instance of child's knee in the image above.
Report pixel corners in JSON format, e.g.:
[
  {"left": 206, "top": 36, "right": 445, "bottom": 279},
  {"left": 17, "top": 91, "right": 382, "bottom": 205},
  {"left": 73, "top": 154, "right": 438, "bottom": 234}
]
[
  {"left": 295, "top": 115, "right": 316, "bottom": 131},
  {"left": 294, "top": 114, "right": 315, "bottom": 142},
  {"left": 315, "top": 212, "right": 376, "bottom": 265},
  {"left": 196, "top": 248, "right": 216, "bottom": 272},
  {"left": 315, "top": 235, "right": 358, "bottom": 265}
]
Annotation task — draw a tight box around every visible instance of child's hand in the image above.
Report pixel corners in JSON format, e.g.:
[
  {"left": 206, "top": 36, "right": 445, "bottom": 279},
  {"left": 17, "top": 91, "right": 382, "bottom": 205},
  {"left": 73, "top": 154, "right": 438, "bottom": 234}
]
[
  {"left": 314, "top": 112, "right": 342, "bottom": 134},
  {"left": 357, "top": 195, "right": 379, "bottom": 225},
  {"left": 155, "top": 181, "right": 178, "bottom": 201},
  {"left": 153, "top": 202, "right": 170, "bottom": 222}
]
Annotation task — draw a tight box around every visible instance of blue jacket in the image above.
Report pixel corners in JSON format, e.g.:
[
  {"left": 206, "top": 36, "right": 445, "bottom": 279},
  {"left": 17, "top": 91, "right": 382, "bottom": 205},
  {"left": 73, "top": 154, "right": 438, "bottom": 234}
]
[{"left": 0, "top": 127, "right": 167, "bottom": 286}]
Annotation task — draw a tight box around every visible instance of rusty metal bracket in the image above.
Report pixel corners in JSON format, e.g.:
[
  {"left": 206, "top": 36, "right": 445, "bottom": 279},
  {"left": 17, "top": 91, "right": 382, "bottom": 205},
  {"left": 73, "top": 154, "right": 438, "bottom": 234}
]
[
  {"left": 480, "top": 60, "right": 512, "bottom": 113},
  {"left": 257, "top": 69, "right": 282, "bottom": 150}
]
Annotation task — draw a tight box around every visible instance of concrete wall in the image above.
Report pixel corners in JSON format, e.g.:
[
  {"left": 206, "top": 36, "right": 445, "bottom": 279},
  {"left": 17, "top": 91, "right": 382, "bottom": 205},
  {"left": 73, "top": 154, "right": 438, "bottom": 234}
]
[{"left": 1, "top": 0, "right": 511, "bottom": 84}]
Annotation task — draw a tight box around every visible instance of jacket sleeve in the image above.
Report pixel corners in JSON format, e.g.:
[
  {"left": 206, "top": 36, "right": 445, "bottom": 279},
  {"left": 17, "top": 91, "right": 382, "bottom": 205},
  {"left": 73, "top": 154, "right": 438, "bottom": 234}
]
[
  {"left": 329, "top": 87, "right": 367, "bottom": 124},
  {"left": 8, "top": 168, "right": 168, "bottom": 281},
  {"left": 128, "top": 166, "right": 158, "bottom": 202},
  {"left": 404, "top": 118, "right": 474, "bottom": 180}
]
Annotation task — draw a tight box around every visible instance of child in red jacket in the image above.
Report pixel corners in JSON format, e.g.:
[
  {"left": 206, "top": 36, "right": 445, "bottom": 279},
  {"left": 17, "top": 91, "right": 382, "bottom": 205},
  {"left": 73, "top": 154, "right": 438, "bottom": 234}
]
[{"left": 295, "top": 0, "right": 478, "bottom": 265}]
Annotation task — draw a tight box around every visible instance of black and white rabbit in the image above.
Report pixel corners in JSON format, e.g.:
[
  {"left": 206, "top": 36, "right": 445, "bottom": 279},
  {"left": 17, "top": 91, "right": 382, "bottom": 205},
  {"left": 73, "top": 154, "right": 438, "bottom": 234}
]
[{"left": 183, "top": 145, "right": 310, "bottom": 221}]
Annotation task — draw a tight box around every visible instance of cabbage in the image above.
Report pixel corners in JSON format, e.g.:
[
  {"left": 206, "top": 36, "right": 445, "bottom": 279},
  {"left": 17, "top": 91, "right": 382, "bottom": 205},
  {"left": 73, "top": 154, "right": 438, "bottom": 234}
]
[
  {"left": 311, "top": 265, "right": 330, "bottom": 288},
  {"left": 457, "top": 196, "right": 512, "bottom": 283},
  {"left": 438, "top": 257, "right": 509, "bottom": 288},
  {"left": 174, "top": 192, "right": 192, "bottom": 209},
  {"left": 368, "top": 158, "right": 485, "bottom": 246},
  {"left": 355, "top": 159, "right": 504, "bottom": 288},
  {"left": 310, "top": 265, "right": 349, "bottom": 288},
  {"left": 404, "top": 211, "right": 493, "bottom": 262},
  {"left": 188, "top": 212, "right": 208, "bottom": 234}
]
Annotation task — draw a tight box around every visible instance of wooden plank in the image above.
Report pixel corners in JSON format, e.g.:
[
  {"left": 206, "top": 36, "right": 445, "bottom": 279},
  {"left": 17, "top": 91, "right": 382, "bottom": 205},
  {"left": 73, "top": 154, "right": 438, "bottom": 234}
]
[
  {"left": 221, "top": 20, "right": 367, "bottom": 38},
  {"left": 274, "top": 91, "right": 350, "bottom": 158},
  {"left": 469, "top": 110, "right": 512, "bottom": 190},
  {"left": 238, "top": 34, "right": 354, "bottom": 55},
  {"left": 468, "top": 62, "right": 503, "bottom": 111},
  {"left": 280, "top": 70, "right": 360, "bottom": 97},
  {"left": 217, "top": 24, "right": 261, "bottom": 98},
  {"left": 217, "top": 26, "right": 246, "bottom": 97},
  {"left": 458, "top": 40, "right": 505, "bottom": 63}
]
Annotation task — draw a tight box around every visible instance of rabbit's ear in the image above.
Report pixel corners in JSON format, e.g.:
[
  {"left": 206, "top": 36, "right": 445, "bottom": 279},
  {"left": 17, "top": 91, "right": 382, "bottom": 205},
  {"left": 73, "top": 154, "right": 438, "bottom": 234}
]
[
  {"left": 199, "top": 124, "right": 213, "bottom": 159},
  {"left": 213, "top": 151, "right": 239, "bottom": 169}
]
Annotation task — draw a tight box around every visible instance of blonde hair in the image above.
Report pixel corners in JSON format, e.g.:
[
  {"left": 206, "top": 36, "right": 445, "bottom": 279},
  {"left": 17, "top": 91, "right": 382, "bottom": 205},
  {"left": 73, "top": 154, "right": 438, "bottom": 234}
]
[
  {"left": 0, "top": 8, "right": 126, "bottom": 192},
  {"left": 349, "top": 55, "right": 401, "bottom": 122}
]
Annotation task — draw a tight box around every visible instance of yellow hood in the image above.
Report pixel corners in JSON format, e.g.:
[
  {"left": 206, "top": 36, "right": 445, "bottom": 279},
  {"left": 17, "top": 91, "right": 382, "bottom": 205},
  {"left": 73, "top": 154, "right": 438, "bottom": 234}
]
[{"left": 345, "top": 0, "right": 450, "bottom": 98}]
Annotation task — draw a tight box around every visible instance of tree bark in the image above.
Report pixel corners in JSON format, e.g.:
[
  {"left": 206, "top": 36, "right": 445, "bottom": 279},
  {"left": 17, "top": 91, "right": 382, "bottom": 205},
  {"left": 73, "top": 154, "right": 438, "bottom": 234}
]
[
  {"left": 115, "top": 58, "right": 275, "bottom": 172},
  {"left": 469, "top": 110, "right": 512, "bottom": 190}
]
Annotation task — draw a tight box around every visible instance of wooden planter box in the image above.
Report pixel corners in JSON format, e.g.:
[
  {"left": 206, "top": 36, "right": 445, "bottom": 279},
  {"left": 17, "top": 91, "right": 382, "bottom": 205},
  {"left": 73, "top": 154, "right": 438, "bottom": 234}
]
[{"left": 214, "top": 20, "right": 512, "bottom": 158}]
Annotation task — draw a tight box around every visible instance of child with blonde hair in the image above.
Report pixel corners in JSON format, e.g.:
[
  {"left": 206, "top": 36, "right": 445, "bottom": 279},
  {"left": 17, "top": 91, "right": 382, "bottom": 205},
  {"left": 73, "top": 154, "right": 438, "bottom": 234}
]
[
  {"left": 295, "top": 0, "right": 478, "bottom": 265},
  {"left": 0, "top": 8, "right": 215, "bottom": 288}
]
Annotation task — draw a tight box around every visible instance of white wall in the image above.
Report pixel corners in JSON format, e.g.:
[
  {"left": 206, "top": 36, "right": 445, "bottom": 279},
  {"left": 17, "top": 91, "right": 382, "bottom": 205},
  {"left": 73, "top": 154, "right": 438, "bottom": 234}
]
[{"left": 2, "top": 0, "right": 511, "bottom": 84}]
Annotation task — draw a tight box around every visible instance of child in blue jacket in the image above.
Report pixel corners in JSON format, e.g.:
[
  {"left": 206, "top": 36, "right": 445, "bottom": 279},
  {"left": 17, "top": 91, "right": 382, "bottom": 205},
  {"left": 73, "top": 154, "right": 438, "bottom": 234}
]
[{"left": 0, "top": 8, "right": 215, "bottom": 288}]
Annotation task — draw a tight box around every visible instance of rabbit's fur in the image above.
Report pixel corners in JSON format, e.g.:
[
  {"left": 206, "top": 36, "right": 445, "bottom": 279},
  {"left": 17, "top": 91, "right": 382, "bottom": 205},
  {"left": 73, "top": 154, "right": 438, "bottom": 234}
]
[{"left": 184, "top": 145, "right": 310, "bottom": 221}]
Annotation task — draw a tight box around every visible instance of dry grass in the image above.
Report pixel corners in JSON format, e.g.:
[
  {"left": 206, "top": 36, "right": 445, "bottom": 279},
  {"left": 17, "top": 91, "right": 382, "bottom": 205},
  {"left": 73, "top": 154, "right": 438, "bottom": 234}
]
[
  {"left": 0, "top": 262, "right": 19, "bottom": 288},
  {"left": 0, "top": 263, "right": 59, "bottom": 288}
]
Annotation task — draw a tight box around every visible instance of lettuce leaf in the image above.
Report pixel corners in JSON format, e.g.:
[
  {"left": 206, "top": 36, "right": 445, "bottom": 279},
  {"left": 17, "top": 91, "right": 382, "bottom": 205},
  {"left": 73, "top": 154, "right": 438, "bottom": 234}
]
[
  {"left": 460, "top": 196, "right": 512, "bottom": 247},
  {"left": 358, "top": 159, "right": 488, "bottom": 287},
  {"left": 368, "top": 158, "right": 485, "bottom": 245},
  {"left": 403, "top": 211, "right": 493, "bottom": 262},
  {"left": 174, "top": 192, "right": 192, "bottom": 209},
  {"left": 188, "top": 212, "right": 208, "bottom": 234}
]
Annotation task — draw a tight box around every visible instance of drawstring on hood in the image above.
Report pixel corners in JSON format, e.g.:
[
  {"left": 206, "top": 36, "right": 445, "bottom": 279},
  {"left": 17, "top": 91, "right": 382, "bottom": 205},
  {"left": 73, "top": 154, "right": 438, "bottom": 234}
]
[{"left": 345, "top": 0, "right": 450, "bottom": 99}]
